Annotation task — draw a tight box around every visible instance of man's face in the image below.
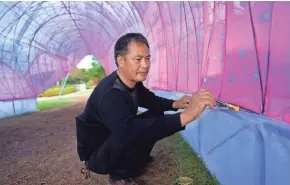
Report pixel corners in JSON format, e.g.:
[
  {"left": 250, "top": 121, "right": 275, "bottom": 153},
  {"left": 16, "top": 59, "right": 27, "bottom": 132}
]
[{"left": 118, "top": 41, "right": 151, "bottom": 82}]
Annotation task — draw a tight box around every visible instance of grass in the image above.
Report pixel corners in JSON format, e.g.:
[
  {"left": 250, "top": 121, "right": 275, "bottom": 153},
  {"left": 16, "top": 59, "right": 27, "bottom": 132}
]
[
  {"left": 167, "top": 133, "right": 220, "bottom": 185},
  {"left": 37, "top": 99, "right": 73, "bottom": 111}
]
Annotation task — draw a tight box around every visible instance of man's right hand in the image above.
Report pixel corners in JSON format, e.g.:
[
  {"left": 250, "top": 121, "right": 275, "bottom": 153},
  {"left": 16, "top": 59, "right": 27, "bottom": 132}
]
[{"left": 180, "top": 89, "right": 216, "bottom": 126}]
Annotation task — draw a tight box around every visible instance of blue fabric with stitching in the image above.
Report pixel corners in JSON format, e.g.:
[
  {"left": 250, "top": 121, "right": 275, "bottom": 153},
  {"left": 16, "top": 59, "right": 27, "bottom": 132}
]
[{"left": 139, "top": 90, "right": 290, "bottom": 185}]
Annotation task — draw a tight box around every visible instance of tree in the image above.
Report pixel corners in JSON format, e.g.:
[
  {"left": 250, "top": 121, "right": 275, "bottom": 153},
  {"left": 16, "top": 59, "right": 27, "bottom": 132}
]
[
  {"left": 58, "top": 56, "right": 106, "bottom": 86},
  {"left": 83, "top": 62, "right": 106, "bottom": 82},
  {"left": 66, "top": 68, "right": 86, "bottom": 84}
]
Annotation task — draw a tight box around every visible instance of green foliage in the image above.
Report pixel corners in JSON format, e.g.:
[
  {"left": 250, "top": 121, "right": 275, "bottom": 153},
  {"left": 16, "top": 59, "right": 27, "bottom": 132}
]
[
  {"left": 47, "top": 57, "right": 106, "bottom": 95},
  {"left": 37, "top": 99, "right": 73, "bottom": 111},
  {"left": 83, "top": 62, "right": 106, "bottom": 82},
  {"left": 66, "top": 68, "right": 86, "bottom": 84},
  {"left": 85, "top": 79, "right": 98, "bottom": 89},
  {"left": 39, "top": 86, "right": 77, "bottom": 97},
  {"left": 61, "top": 58, "right": 106, "bottom": 86}
]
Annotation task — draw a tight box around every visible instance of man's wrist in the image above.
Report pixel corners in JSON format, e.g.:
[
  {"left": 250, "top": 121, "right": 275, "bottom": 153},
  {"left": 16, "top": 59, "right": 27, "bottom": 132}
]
[{"left": 180, "top": 111, "right": 193, "bottom": 126}]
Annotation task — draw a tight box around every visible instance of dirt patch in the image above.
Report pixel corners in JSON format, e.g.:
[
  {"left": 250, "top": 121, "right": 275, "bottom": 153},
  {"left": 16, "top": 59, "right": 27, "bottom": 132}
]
[{"left": 0, "top": 101, "right": 181, "bottom": 185}]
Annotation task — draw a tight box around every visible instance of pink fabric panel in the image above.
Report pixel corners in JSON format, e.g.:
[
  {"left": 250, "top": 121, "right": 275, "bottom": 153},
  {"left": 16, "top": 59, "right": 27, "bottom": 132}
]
[{"left": 0, "top": 1, "right": 289, "bottom": 123}]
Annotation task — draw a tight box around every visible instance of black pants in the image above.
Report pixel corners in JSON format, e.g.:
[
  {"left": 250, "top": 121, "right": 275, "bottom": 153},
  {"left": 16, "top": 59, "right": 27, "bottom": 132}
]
[{"left": 88, "top": 110, "right": 164, "bottom": 180}]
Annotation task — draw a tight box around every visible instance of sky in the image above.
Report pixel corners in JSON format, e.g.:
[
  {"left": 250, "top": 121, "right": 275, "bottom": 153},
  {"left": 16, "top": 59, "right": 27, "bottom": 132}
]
[{"left": 76, "top": 55, "right": 98, "bottom": 69}]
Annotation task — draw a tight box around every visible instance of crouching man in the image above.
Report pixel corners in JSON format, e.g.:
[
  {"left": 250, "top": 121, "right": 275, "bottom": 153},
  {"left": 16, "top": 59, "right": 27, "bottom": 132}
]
[{"left": 75, "top": 33, "right": 216, "bottom": 185}]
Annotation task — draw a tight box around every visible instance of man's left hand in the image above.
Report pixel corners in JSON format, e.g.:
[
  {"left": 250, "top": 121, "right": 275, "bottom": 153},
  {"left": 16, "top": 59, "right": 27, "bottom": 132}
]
[{"left": 172, "top": 95, "right": 191, "bottom": 109}]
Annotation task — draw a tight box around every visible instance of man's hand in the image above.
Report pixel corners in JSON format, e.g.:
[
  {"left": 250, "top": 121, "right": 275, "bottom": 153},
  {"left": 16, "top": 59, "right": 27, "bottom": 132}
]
[
  {"left": 172, "top": 95, "right": 191, "bottom": 109},
  {"left": 180, "top": 89, "right": 216, "bottom": 126}
]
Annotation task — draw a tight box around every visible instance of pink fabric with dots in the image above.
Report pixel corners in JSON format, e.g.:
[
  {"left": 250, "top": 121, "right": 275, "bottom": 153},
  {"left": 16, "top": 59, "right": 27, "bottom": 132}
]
[{"left": 0, "top": 2, "right": 289, "bottom": 122}]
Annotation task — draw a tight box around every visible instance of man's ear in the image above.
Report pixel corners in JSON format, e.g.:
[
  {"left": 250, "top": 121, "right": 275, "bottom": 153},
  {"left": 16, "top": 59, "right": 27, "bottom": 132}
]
[{"left": 117, "top": 55, "right": 125, "bottom": 68}]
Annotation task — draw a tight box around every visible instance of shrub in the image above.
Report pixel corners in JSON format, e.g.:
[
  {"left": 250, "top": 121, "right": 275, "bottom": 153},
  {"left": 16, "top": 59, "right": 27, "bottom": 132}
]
[
  {"left": 39, "top": 86, "right": 77, "bottom": 97},
  {"left": 87, "top": 79, "right": 99, "bottom": 86},
  {"left": 86, "top": 79, "right": 100, "bottom": 89},
  {"left": 61, "top": 86, "right": 77, "bottom": 95}
]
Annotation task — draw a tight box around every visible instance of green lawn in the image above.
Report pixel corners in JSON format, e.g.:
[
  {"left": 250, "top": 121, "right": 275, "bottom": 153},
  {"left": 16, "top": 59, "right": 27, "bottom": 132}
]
[
  {"left": 168, "top": 133, "right": 219, "bottom": 185},
  {"left": 37, "top": 99, "right": 73, "bottom": 111}
]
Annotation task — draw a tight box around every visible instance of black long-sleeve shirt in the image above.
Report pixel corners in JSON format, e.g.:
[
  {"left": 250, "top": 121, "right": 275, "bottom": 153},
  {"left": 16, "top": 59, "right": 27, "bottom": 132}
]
[{"left": 76, "top": 71, "right": 184, "bottom": 165}]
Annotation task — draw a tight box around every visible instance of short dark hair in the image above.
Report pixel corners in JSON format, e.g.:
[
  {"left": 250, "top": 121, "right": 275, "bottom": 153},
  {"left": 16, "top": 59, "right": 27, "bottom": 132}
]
[{"left": 114, "top": 33, "right": 149, "bottom": 67}]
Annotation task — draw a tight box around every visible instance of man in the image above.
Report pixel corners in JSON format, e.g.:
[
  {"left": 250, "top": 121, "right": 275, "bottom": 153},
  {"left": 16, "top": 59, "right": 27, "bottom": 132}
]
[{"left": 76, "top": 33, "right": 216, "bottom": 185}]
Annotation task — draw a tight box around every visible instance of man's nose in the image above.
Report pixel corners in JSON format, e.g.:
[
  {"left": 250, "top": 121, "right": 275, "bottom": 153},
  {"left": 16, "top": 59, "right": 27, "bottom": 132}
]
[{"left": 141, "top": 58, "right": 150, "bottom": 68}]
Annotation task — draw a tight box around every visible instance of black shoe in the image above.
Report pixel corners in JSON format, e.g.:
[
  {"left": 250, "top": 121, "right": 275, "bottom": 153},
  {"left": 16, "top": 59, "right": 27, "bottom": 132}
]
[
  {"left": 140, "top": 155, "right": 153, "bottom": 166},
  {"left": 146, "top": 155, "right": 154, "bottom": 163},
  {"left": 109, "top": 176, "right": 138, "bottom": 185}
]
